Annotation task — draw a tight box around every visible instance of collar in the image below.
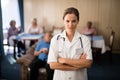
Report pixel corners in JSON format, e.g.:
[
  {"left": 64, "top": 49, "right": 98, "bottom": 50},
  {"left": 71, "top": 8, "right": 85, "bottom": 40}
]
[{"left": 60, "top": 30, "right": 82, "bottom": 39}]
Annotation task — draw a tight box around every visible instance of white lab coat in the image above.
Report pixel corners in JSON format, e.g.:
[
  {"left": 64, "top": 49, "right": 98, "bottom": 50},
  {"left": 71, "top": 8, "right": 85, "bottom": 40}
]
[{"left": 48, "top": 30, "right": 92, "bottom": 80}]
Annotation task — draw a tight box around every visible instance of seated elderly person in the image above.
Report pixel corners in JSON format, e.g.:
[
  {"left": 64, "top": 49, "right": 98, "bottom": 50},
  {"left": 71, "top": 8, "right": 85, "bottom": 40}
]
[
  {"left": 27, "top": 18, "right": 44, "bottom": 47},
  {"left": 81, "top": 21, "right": 97, "bottom": 36},
  {"left": 7, "top": 20, "right": 25, "bottom": 57},
  {"left": 29, "top": 32, "right": 54, "bottom": 80}
]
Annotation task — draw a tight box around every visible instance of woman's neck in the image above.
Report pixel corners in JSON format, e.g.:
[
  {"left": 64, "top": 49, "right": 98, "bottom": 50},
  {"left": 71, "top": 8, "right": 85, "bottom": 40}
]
[
  {"left": 32, "top": 24, "right": 37, "bottom": 28},
  {"left": 11, "top": 26, "right": 16, "bottom": 28},
  {"left": 66, "top": 30, "right": 75, "bottom": 42}
]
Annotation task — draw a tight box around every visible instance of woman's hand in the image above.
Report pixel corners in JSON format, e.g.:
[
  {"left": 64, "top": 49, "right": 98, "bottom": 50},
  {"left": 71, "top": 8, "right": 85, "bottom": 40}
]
[
  {"left": 58, "top": 57, "right": 66, "bottom": 64},
  {"left": 80, "top": 53, "right": 87, "bottom": 59}
]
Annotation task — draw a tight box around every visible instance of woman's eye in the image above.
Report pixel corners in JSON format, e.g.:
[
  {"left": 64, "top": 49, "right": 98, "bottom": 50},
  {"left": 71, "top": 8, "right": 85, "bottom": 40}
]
[
  {"left": 72, "top": 20, "right": 76, "bottom": 23},
  {"left": 66, "top": 20, "right": 69, "bottom": 23}
]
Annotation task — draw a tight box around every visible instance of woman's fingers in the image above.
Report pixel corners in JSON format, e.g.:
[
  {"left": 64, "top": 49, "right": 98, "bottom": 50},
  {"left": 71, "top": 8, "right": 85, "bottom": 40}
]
[{"left": 80, "top": 53, "right": 87, "bottom": 59}]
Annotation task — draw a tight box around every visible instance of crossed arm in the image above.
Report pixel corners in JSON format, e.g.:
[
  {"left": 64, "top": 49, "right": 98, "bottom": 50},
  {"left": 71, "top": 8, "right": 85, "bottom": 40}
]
[{"left": 49, "top": 53, "right": 92, "bottom": 71}]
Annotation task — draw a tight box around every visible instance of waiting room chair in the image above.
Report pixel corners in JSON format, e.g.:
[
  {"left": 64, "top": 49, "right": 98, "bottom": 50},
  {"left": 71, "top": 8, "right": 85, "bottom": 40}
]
[
  {"left": 3, "top": 38, "right": 12, "bottom": 54},
  {"left": 17, "top": 43, "right": 47, "bottom": 80},
  {"left": 105, "top": 30, "right": 115, "bottom": 63},
  {"left": 91, "top": 35, "right": 102, "bottom": 64}
]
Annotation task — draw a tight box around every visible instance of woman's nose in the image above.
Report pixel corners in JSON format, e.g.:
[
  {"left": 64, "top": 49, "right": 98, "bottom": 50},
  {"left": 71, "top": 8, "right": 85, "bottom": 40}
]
[{"left": 69, "top": 22, "right": 73, "bottom": 27}]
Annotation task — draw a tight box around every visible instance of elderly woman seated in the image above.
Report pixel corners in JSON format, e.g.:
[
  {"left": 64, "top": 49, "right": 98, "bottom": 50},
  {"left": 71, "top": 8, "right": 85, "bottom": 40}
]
[{"left": 7, "top": 20, "right": 25, "bottom": 57}]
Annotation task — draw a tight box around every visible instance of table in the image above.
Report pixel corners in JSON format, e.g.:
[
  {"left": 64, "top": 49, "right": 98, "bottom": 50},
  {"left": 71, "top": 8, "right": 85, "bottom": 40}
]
[
  {"left": 12, "top": 33, "right": 44, "bottom": 59},
  {"left": 91, "top": 36, "right": 106, "bottom": 54}
]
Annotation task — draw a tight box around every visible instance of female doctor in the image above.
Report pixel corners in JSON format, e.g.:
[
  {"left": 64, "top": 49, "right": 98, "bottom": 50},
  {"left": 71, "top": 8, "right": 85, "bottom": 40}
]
[{"left": 47, "top": 7, "right": 92, "bottom": 80}]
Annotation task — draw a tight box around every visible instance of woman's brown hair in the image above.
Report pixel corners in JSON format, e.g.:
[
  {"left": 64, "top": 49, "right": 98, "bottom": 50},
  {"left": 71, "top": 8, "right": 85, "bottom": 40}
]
[{"left": 63, "top": 7, "right": 79, "bottom": 21}]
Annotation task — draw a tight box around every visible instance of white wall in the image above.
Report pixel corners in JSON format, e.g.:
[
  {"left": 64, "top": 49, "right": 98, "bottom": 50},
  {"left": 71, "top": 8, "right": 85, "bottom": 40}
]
[{"left": 24, "top": 0, "right": 120, "bottom": 52}]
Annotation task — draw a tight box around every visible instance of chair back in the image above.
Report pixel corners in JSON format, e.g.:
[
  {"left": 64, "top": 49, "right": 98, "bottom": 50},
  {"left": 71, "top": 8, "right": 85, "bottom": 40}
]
[{"left": 109, "top": 30, "right": 115, "bottom": 51}]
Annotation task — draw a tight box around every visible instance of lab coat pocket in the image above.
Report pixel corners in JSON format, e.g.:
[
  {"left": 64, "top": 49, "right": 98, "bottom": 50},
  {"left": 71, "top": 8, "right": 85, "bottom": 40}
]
[{"left": 72, "top": 48, "right": 84, "bottom": 59}]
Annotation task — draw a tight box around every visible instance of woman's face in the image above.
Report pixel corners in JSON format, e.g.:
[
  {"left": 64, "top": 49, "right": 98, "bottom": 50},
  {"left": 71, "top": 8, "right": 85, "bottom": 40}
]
[
  {"left": 11, "top": 22, "right": 16, "bottom": 27},
  {"left": 32, "top": 20, "right": 37, "bottom": 26},
  {"left": 64, "top": 13, "right": 79, "bottom": 32}
]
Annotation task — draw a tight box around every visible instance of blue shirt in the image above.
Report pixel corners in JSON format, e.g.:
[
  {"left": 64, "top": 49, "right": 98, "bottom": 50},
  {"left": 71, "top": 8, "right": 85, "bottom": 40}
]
[{"left": 35, "top": 39, "right": 50, "bottom": 61}]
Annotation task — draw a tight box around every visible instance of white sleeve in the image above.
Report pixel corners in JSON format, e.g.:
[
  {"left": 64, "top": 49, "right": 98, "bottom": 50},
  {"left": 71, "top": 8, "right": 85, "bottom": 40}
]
[
  {"left": 47, "top": 35, "right": 59, "bottom": 63},
  {"left": 83, "top": 36, "right": 92, "bottom": 60}
]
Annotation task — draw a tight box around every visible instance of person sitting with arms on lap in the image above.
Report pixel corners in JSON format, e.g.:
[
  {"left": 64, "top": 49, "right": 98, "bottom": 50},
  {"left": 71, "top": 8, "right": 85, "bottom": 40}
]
[
  {"left": 29, "top": 32, "right": 54, "bottom": 80},
  {"left": 28, "top": 18, "right": 43, "bottom": 46}
]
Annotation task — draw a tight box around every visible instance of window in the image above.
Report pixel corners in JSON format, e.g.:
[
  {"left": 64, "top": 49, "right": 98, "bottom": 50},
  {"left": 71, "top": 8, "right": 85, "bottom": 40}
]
[
  {"left": 1, "top": 0, "right": 21, "bottom": 35},
  {"left": 1, "top": 0, "right": 21, "bottom": 54}
]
